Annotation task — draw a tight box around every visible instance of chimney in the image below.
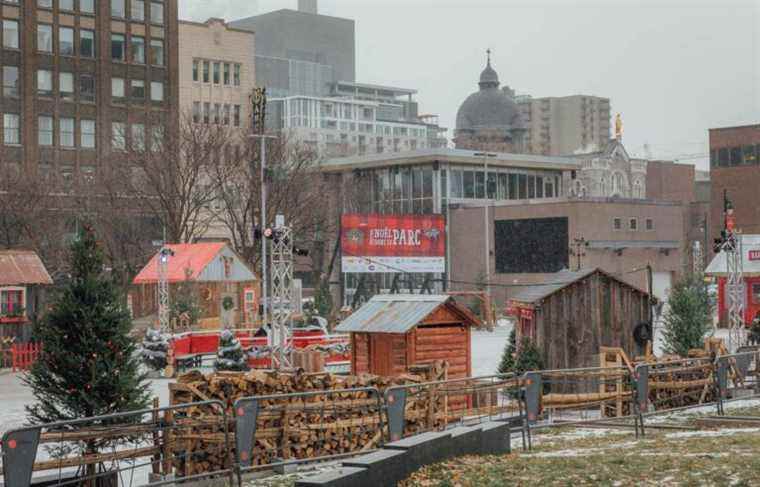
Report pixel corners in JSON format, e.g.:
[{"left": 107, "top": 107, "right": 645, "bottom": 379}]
[{"left": 298, "top": 0, "right": 318, "bottom": 14}]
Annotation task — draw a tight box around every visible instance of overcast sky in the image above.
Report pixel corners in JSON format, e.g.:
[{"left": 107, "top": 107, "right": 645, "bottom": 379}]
[{"left": 180, "top": 0, "right": 759, "bottom": 170}]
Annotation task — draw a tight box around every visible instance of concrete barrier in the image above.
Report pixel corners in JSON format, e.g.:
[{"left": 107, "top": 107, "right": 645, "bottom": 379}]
[
  {"left": 384, "top": 430, "right": 453, "bottom": 467},
  {"left": 294, "top": 467, "right": 369, "bottom": 487},
  {"left": 480, "top": 421, "right": 511, "bottom": 455},
  {"left": 342, "top": 449, "right": 408, "bottom": 487}
]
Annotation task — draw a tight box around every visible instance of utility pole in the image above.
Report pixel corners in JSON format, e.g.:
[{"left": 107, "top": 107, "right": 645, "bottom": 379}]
[
  {"left": 250, "top": 88, "right": 277, "bottom": 330},
  {"left": 475, "top": 152, "right": 497, "bottom": 297},
  {"left": 570, "top": 236, "right": 589, "bottom": 271}
]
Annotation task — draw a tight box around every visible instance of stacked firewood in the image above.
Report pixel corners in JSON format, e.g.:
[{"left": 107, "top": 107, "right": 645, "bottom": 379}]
[{"left": 168, "top": 362, "right": 448, "bottom": 475}]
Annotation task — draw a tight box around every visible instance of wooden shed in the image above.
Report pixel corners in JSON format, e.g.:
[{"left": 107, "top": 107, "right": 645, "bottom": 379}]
[
  {"left": 0, "top": 250, "right": 53, "bottom": 342},
  {"left": 335, "top": 294, "right": 478, "bottom": 379},
  {"left": 131, "top": 243, "right": 259, "bottom": 329},
  {"left": 507, "top": 268, "right": 651, "bottom": 370}
]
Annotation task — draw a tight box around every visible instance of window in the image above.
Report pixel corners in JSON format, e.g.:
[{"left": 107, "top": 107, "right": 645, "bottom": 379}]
[
  {"left": 0, "top": 289, "right": 24, "bottom": 316},
  {"left": 38, "top": 24, "right": 53, "bottom": 53},
  {"left": 151, "top": 126, "right": 163, "bottom": 151},
  {"left": 645, "top": 218, "right": 654, "bottom": 231},
  {"left": 629, "top": 218, "right": 638, "bottom": 231},
  {"left": 150, "top": 81, "right": 163, "bottom": 101},
  {"left": 223, "top": 63, "right": 230, "bottom": 85},
  {"left": 112, "top": 122, "right": 126, "bottom": 150},
  {"left": 59, "top": 118, "right": 75, "bottom": 147},
  {"left": 38, "top": 0, "right": 52, "bottom": 7},
  {"left": 192, "top": 101, "right": 201, "bottom": 123},
  {"left": 613, "top": 217, "right": 622, "bottom": 230},
  {"left": 60, "top": 72, "right": 74, "bottom": 100},
  {"left": 213, "top": 62, "right": 220, "bottom": 84},
  {"left": 60, "top": 0, "right": 74, "bottom": 10},
  {"left": 80, "top": 30, "right": 95, "bottom": 57},
  {"left": 132, "top": 124, "right": 145, "bottom": 151},
  {"left": 61, "top": 165, "right": 74, "bottom": 192},
  {"left": 3, "top": 113, "right": 19, "bottom": 144},
  {"left": 131, "top": 79, "right": 145, "bottom": 99},
  {"left": 150, "top": 2, "right": 164, "bottom": 24},
  {"left": 192, "top": 60, "right": 199, "bottom": 81},
  {"left": 81, "top": 166, "right": 96, "bottom": 184},
  {"left": 213, "top": 103, "right": 220, "bottom": 124},
  {"left": 111, "top": 0, "right": 125, "bottom": 17},
  {"left": 111, "top": 77, "right": 125, "bottom": 98},
  {"left": 131, "top": 36, "right": 145, "bottom": 63},
  {"left": 233, "top": 105, "right": 241, "bottom": 127},
  {"left": 203, "top": 102, "right": 210, "bottom": 124},
  {"left": 753, "top": 283, "right": 760, "bottom": 305},
  {"left": 132, "top": 0, "right": 145, "bottom": 21},
  {"left": 81, "top": 120, "right": 96, "bottom": 148},
  {"left": 202, "top": 61, "right": 209, "bottom": 83},
  {"left": 234, "top": 64, "right": 241, "bottom": 86},
  {"left": 37, "top": 70, "right": 53, "bottom": 96},
  {"left": 223, "top": 104, "right": 230, "bottom": 125},
  {"left": 150, "top": 39, "right": 164, "bottom": 65},
  {"left": 111, "top": 34, "right": 125, "bottom": 61},
  {"left": 3, "top": 20, "right": 18, "bottom": 49},
  {"left": 81, "top": 0, "right": 95, "bottom": 14},
  {"left": 80, "top": 74, "right": 95, "bottom": 102},
  {"left": 3, "top": 66, "right": 19, "bottom": 97},
  {"left": 59, "top": 27, "right": 75, "bottom": 55},
  {"left": 38, "top": 116, "right": 53, "bottom": 146}
]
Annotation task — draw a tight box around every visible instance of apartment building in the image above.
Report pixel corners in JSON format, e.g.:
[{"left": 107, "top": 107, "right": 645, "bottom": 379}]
[
  {"left": 0, "top": 0, "right": 178, "bottom": 191},
  {"left": 517, "top": 95, "right": 611, "bottom": 156}
]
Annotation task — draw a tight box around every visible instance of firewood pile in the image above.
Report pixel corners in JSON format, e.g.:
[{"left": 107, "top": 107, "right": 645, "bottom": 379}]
[{"left": 168, "top": 362, "right": 448, "bottom": 475}]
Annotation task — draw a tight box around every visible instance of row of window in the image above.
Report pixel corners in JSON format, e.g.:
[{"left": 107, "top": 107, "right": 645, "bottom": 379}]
[
  {"left": 192, "top": 59, "right": 241, "bottom": 86},
  {"left": 112, "top": 77, "right": 164, "bottom": 101},
  {"left": 0, "top": 21, "right": 166, "bottom": 67},
  {"left": 192, "top": 101, "right": 241, "bottom": 127},
  {"left": 1, "top": 113, "right": 164, "bottom": 151},
  {"left": 612, "top": 217, "right": 654, "bottom": 231},
  {"left": 710, "top": 144, "right": 760, "bottom": 168},
  {"left": 2, "top": 0, "right": 96, "bottom": 14},
  {"left": 111, "top": 0, "right": 164, "bottom": 24}
]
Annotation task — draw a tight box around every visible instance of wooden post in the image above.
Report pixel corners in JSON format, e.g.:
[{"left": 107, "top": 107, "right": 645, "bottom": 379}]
[
  {"left": 151, "top": 397, "right": 161, "bottom": 476},
  {"left": 162, "top": 408, "right": 174, "bottom": 476}
]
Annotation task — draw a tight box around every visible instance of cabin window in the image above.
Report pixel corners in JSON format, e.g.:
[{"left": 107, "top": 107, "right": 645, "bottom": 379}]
[{"left": 0, "top": 288, "right": 24, "bottom": 316}]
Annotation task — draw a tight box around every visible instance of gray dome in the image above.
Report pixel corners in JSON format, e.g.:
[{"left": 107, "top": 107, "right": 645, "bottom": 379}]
[{"left": 456, "top": 59, "right": 523, "bottom": 134}]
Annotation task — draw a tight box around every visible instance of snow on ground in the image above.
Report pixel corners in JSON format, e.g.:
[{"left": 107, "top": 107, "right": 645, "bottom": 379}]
[
  {"left": 470, "top": 321, "right": 513, "bottom": 377},
  {"left": 646, "top": 397, "right": 760, "bottom": 423}
]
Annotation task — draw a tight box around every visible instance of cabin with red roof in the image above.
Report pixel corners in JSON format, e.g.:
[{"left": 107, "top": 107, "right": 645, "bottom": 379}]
[
  {"left": 130, "top": 243, "right": 259, "bottom": 329},
  {"left": 0, "top": 249, "right": 53, "bottom": 342}
]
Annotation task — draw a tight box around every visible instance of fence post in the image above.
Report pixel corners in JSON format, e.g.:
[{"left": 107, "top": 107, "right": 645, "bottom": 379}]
[
  {"left": 384, "top": 387, "right": 408, "bottom": 442},
  {"left": 716, "top": 357, "right": 728, "bottom": 416},
  {"left": 234, "top": 398, "right": 260, "bottom": 475},
  {"left": 524, "top": 372, "right": 542, "bottom": 422},
  {"left": 1, "top": 428, "right": 41, "bottom": 487}
]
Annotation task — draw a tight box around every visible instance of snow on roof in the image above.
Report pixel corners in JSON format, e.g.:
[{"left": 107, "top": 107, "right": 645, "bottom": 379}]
[
  {"left": 133, "top": 243, "right": 256, "bottom": 284},
  {"left": 705, "top": 235, "right": 760, "bottom": 277},
  {"left": 0, "top": 250, "right": 53, "bottom": 286}
]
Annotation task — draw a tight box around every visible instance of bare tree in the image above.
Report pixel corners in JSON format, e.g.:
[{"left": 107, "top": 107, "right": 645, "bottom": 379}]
[{"left": 0, "top": 163, "right": 50, "bottom": 249}]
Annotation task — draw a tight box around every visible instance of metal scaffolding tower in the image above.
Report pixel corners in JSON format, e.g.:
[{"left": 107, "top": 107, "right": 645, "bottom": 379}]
[
  {"left": 270, "top": 222, "right": 294, "bottom": 368},
  {"left": 724, "top": 232, "right": 746, "bottom": 352},
  {"left": 157, "top": 247, "right": 174, "bottom": 332},
  {"left": 693, "top": 240, "right": 703, "bottom": 275}
]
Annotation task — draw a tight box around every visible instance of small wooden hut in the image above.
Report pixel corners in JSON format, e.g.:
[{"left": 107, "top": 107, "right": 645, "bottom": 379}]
[
  {"left": 0, "top": 250, "right": 53, "bottom": 343},
  {"left": 507, "top": 268, "right": 651, "bottom": 370},
  {"left": 336, "top": 294, "right": 479, "bottom": 379},
  {"left": 131, "top": 243, "right": 259, "bottom": 328}
]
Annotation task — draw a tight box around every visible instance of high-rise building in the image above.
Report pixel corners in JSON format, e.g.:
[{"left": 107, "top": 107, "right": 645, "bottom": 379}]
[
  {"left": 517, "top": 95, "right": 611, "bottom": 156},
  {"left": 0, "top": 0, "right": 179, "bottom": 190},
  {"left": 229, "top": 1, "right": 354, "bottom": 98}
]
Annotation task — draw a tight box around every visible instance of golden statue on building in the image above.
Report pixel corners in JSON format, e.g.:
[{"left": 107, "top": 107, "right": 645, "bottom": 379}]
[{"left": 615, "top": 113, "right": 623, "bottom": 140}]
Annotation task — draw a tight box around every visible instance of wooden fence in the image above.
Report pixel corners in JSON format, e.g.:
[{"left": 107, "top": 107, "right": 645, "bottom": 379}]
[{"left": 10, "top": 342, "right": 42, "bottom": 371}]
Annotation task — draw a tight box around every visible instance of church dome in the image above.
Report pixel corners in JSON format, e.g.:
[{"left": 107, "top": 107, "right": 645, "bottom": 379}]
[{"left": 455, "top": 54, "right": 524, "bottom": 135}]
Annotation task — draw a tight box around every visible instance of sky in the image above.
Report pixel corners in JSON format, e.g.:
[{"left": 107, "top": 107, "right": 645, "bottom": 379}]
[{"left": 180, "top": 0, "right": 760, "bottom": 170}]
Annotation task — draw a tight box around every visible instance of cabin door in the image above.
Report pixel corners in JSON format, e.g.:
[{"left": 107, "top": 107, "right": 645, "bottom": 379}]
[{"left": 370, "top": 334, "right": 394, "bottom": 376}]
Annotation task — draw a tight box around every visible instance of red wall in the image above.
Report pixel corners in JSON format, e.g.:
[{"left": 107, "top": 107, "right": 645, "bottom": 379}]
[{"left": 717, "top": 277, "right": 760, "bottom": 325}]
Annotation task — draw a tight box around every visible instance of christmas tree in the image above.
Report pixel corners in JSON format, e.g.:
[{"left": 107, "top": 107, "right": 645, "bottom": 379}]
[
  {"left": 497, "top": 328, "right": 517, "bottom": 376},
  {"left": 141, "top": 329, "right": 169, "bottom": 371},
  {"left": 214, "top": 329, "right": 248, "bottom": 371},
  {"left": 662, "top": 273, "right": 712, "bottom": 357},
  {"left": 515, "top": 337, "right": 544, "bottom": 373},
  {"left": 24, "top": 224, "right": 150, "bottom": 424}
]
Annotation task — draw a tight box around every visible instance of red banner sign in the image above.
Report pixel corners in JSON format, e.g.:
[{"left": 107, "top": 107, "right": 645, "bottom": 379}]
[
  {"left": 341, "top": 214, "right": 446, "bottom": 273},
  {"left": 749, "top": 250, "right": 760, "bottom": 261}
]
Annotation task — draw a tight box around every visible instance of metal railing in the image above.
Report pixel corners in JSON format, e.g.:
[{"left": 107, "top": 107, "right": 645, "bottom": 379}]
[
  {"left": 233, "top": 386, "right": 385, "bottom": 484},
  {"left": 1, "top": 400, "right": 232, "bottom": 487},
  {"left": 715, "top": 350, "right": 760, "bottom": 415}
]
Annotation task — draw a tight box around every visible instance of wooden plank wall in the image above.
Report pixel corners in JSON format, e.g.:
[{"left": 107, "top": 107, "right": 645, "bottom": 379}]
[
  {"left": 352, "top": 333, "right": 370, "bottom": 374},
  {"left": 415, "top": 325, "right": 469, "bottom": 379},
  {"left": 537, "top": 273, "right": 648, "bottom": 372}
]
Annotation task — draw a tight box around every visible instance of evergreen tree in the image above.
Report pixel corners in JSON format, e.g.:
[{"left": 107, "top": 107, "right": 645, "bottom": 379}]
[
  {"left": 515, "top": 337, "right": 544, "bottom": 373},
  {"left": 24, "top": 224, "right": 150, "bottom": 424},
  {"left": 497, "top": 328, "right": 517, "bottom": 375},
  {"left": 214, "top": 329, "right": 248, "bottom": 371},
  {"left": 141, "top": 329, "right": 169, "bottom": 371},
  {"left": 662, "top": 273, "right": 712, "bottom": 357},
  {"left": 314, "top": 278, "right": 333, "bottom": 319}
]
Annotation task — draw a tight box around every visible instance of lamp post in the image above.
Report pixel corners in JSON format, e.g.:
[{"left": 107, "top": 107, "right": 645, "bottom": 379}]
[{"left": 474, "top": 152, "right": 498, "bottom": 297}]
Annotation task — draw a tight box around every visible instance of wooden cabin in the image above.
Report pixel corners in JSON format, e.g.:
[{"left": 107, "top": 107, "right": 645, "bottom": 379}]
[
  {"left": 335, "top": 295, "right": 479, "bottom": 379},
  {"left": 0, "top": 250, "right": 53, "bottom": 342},
  {"left": 507, "top": 268, "right": 651, "bottom": 370},
  {"left": 131, "top": 243, "right": 259, "bottom": 329}
]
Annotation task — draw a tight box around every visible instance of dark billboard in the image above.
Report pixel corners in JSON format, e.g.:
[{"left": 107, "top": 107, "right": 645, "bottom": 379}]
[{"left": 495, "top": 217, "right": 569, "bottom": 273}]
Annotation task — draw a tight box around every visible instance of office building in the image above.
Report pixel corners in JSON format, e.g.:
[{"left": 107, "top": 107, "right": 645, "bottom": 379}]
[
  {"left": 0, "top": 0, "right": 179, "bottom": 191},
  {"left": 518, "top": 94, "right": 611, "bottom": 156}
]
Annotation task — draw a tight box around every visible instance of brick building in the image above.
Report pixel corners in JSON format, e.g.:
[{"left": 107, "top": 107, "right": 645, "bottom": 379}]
[
  {"left": 708, "top": 124, "right": 760, "bottom": 243},
  {"left": 0, "top": 0, "right": 179, "bottom": 190}
]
